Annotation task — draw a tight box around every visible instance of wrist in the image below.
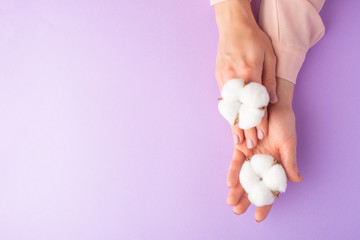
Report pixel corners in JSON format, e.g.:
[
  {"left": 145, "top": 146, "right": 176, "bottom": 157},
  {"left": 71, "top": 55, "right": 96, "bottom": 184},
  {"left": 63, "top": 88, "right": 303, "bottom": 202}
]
[
  {"left": 275, "top": 77, "right": 294, "bottom": 108},
  {"left": 214, "top": 0, "right": 257, "bottom": 34}
]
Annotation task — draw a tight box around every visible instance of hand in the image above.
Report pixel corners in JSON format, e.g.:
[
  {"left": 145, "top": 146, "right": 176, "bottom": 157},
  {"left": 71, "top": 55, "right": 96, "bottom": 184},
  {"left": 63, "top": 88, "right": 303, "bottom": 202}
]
[
  {"left": 214, "top": 0, "right": 278, "bottom": 149},
  {"left": 226, "top": 78, "right": 303, "bottom": 222}
]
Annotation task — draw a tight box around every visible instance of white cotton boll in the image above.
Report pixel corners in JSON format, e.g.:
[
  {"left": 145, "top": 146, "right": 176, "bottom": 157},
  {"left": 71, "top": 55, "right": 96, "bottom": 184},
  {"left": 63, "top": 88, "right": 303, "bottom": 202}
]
[
  {"left": 247, "top": 182, "right": 275, "bottom": 207},
  {"left": 218, "top": 80, "right": 269, "bottom": 130},
  {"left": 250, "top": 154, "right": 274, "bottom": 178},
  {"left": 218, "top": 100, "right": 241, "bottom": 125},
  {"left": 239, "top": 82, "right": 269, "bottom": 108},
  {"left": 239, "top": 161, "right": 260, "bottom": 193},
  {"left": 263, "top": 164, "right": 287, "bottom": 192},
  {"left": 239, "top": 154, "right": 288, "bottom": 207},
  {"left": 237, "top": 104, "right": 265, "bottom": 129},
  {"left": 221, "top": 79, "right": 245, "bottom": 101}
]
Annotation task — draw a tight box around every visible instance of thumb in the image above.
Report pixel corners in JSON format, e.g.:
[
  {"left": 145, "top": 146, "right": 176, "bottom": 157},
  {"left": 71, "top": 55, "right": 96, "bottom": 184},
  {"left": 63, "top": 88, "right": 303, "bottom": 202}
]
[
  {"left": 262, "top": 51, "right": 278, "bottom": 103},
  {"left": 280, "top": 142, "right": 303, "bottom": 183}
]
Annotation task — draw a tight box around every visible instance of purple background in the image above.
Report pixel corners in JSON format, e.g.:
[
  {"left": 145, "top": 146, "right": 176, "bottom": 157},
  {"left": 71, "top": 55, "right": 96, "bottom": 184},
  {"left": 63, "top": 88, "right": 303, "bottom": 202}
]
[{"left": 0, "top": 0, "right": 359, "bottom": 239}]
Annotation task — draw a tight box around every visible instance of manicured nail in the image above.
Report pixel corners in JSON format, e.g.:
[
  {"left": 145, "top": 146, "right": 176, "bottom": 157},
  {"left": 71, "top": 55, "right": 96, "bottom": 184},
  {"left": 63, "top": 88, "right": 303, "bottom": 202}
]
[
  {"left": 233, "top": 134, "right": 239, "bottom": 145},
  {"left": 269, "top": 91, "right": 278, "bottom": 102},
  {"left": 257, "top": 129, "right": 264, "bottom": 140},
  {"left": 298, "top": 173, "right": 304, "bottom": 180},
  {"left": 246, "top": 139, "right": 254, "bottom": 149}
]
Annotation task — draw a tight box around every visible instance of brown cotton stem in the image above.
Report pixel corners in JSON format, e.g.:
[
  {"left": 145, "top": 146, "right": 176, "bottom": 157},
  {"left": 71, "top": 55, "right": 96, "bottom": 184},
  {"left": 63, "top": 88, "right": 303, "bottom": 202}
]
[
  {"left": 272, "top": 159, "right": 278, "bottom": 166},
  {"left": 272, "top": 191, "right": 280, "bottom": 199},
  {"left": 234, "top": 114, "right": 239, "bottom": 126}
]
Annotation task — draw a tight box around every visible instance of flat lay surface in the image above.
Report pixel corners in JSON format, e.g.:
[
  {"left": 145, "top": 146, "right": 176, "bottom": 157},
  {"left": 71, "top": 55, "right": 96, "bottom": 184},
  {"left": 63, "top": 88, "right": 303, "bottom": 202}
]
[{"left": 0, "top": 0, "right": 359, "bottom": 239}]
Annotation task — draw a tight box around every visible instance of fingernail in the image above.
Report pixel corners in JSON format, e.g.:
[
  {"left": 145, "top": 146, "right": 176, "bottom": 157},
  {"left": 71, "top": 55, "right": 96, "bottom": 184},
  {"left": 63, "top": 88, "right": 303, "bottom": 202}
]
[
  {"left": 257, "top": 129, "right": 264, "bottom": 140},
  {"left": 255, "top": 219, "right": 261, "bottom": 222},
  {"left": 246, "top": 139, "right": 254, "bottom": 149},
  {"left": 269, "top": 91, "right": 278, "bottom": 102},
  {"left": 233, "top": 134, "right": 239, "bottom": 145},
  {"left": 298, "top": 173, "right": 304, "bottom": 180}
]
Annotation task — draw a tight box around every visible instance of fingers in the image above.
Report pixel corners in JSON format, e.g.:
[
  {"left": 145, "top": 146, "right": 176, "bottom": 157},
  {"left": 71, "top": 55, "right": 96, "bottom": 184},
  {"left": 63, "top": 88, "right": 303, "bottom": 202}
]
[
  {"left": 280, "top": 142, "right": 303, "bottom": 183},
  {"left": 233, "top": 194, "right": 251, "bottom": 215},
  {"left": 234, "top": 110, "right": 268, "bottom": 149},
  {"left": 241, "top": 109, "right": 269, "bottom": 147},
  {"left": 227, "top": 184, "right": 245, "bottom": 206},
  {"left": 262, "top": 51, "right": 278, "bottom": 103},
  {"left": 255, "top": 204, "right": 273, "bottom": 222},
  {"left": 244, "top": 128, "right": 258, "bottom": 149},
  {"left": 227, "top": 149, "right": 246, "bottom": 188},
  {"left": 231, "top": 126, "right": 244, "bottom": 145},
  {"left": 234, "top": 143, "right": 253, "bottom": 160},
  {"left": 255, "top": 108, "right": 268, "bottom": 140}
]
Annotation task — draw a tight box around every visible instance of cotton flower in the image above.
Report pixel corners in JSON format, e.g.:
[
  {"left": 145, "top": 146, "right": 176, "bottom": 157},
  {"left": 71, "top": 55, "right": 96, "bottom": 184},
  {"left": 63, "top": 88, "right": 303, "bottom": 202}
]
[
  {"left": 218, "top": 79, "right": 269, "bottom": 129},
  {"left": 239, "top": 154, "right": 287, "bottom": 207}
]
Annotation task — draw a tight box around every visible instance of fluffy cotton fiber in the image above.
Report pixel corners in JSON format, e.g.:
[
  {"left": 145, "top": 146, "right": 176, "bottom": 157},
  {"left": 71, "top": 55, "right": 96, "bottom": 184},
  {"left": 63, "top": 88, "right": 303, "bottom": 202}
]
[
  {"left": 237, "top": 105, "right": 264, "bottom": 130},
  {"left": 239, "top": 154, "right": 287, "bottom": 207},
  {"left": 238, "top": 82, "right": 269, "bottom": 108},
  {"left": 218, "top": 100, "right": 241, "bottom": 126},
  {"left": 221, "top": 79, "right": 246, "bottom": 101},
  {"left": 218, "top": 79, "right": 269, "bottom": 129}
]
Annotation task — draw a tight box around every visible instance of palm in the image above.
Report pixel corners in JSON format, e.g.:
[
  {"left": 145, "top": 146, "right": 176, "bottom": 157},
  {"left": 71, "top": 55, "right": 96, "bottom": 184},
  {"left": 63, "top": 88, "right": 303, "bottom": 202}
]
[
  {"left": 255, "top": 104, "right": 296, "bottom": 165},
  {"left": 227, "top": 104, "right": 302, "bottom": 221}
]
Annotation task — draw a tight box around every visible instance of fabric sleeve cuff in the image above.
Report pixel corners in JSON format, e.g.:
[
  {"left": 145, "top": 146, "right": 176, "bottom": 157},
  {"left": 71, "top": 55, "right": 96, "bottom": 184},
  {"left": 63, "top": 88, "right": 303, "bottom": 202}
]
[
  {"left": 210, "top": 0, "right": 229, "bottom": 6},
  {"left": 210, "top": 0, "right": 251, "bottom": 6},
  {"left": 272, "top": 41, "right": 307, "bottom": 84}
]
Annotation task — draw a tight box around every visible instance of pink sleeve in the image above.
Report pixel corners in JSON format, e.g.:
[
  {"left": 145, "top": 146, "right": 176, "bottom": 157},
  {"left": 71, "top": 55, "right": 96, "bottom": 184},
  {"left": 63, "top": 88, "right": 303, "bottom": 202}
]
[
  {"left": 210, "top": 0, "right": 251, "bottom": 6},
  {"left": 259, "top": 0, "right": 326, "bottom": 83},
  {"left": 210, "top": 0, "right": 229, "bottom": 6}
]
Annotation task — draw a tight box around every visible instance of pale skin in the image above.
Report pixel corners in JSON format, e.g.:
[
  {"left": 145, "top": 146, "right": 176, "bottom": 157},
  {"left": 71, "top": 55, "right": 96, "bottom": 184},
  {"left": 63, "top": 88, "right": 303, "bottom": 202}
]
[
  {"left": 215, "top": 0, "right": 303, "bottom": 221},
  {"left": 227, "top": 78, "right": 303, "bottom": 222},
  {"left": 215, "top": 0, "right": 278, "bottom": 149}
]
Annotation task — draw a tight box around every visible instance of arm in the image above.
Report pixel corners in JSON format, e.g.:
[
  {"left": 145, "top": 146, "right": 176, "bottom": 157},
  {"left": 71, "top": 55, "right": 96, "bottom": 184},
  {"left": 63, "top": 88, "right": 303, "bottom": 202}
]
[
  {"left": 219, "top": 0, "right": 326, "bottom": 221},
  {"left": 228, "top": 77, "right": 301, "bottom": 222},
  {"left": 213, "top": 0, "right": 278, "bottom": 149},
  {"left": 211, "top": 0, "right": 326, "bottom": 83},
  {"left": 259, "top": 0, "right": 326, "bottom": 83},
  {"left": 210, "top": 0, "right": 233, "bottom": 6}
]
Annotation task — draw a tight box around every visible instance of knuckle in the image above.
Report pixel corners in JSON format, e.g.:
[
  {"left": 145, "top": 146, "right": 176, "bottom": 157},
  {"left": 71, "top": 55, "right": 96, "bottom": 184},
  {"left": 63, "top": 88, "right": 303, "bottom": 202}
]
[
  {"left": 239, "top": 65, "right": 255, "bottom": 81},
  {"left": 218, "top": 63, "right": 237, "bottom": 80},
  {"left": 290, "top": 161, "right": 299, "bottom": 170},
  {"left": 223, "top": 65, "right": 237, "bottom": 79}
]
